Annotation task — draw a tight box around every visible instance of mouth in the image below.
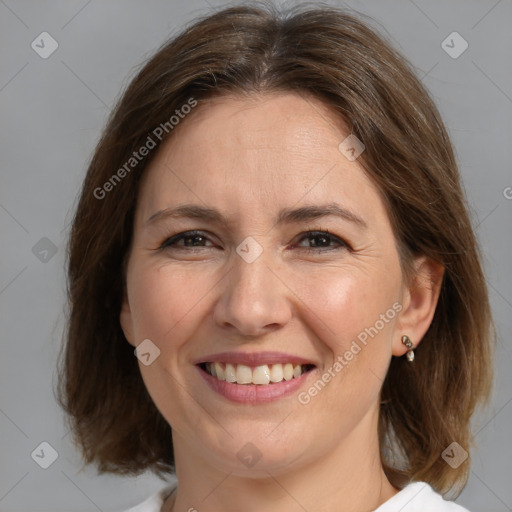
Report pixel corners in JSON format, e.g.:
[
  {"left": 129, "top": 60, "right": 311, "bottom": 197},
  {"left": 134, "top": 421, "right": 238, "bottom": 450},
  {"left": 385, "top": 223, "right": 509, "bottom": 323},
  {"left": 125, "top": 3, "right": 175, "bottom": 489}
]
[
  {"left": 197, "top": 362, "right": 316, "bottom": 385},
  {"left": 194, "top": 351, "right": 318, "bottom": 403}
]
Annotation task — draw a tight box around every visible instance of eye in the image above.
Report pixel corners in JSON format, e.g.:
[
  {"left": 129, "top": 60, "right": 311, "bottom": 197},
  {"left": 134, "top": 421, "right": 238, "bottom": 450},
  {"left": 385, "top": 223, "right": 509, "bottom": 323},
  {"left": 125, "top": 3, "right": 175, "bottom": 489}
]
[
  {"left": 158, "top": 229, "right": 349, "bottom": 253},
  {"left": 294, "top": 230, "right": 349, "bottom": 252},
  {"left": 159, "top": 230, "right": 217, "bottom": 250}
]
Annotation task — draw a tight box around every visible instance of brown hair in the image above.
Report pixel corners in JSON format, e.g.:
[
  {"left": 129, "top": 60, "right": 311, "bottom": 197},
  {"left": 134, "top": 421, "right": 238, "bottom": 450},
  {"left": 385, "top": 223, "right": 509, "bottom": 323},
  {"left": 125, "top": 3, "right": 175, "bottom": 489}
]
[{"left": 56, "top": 2, "right": 493, "bottom": 495}]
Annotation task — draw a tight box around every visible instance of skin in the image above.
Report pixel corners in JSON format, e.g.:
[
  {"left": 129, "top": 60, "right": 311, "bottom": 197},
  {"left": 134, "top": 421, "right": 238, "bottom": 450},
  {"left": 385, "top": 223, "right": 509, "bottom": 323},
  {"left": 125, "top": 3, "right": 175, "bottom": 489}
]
[{"left": 120, "top": 92, "right": 443, "bottom": 512}]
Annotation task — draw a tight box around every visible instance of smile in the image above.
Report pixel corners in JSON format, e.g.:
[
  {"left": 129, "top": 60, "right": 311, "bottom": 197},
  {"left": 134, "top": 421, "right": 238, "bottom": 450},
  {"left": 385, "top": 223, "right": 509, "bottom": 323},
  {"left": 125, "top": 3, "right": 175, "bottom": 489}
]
[{"left": 199, "top": 362, "right": 315, "bottom": 385}]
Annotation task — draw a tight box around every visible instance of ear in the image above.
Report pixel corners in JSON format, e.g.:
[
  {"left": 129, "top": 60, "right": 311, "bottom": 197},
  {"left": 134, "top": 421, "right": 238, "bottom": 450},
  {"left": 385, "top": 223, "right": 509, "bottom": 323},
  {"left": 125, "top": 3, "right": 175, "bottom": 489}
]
[
  {"left": 392, "top": 255, "right": 444, "bottom": 357},
  {"left": 120, "top": 288, "right": 136, "bottom": 347}
]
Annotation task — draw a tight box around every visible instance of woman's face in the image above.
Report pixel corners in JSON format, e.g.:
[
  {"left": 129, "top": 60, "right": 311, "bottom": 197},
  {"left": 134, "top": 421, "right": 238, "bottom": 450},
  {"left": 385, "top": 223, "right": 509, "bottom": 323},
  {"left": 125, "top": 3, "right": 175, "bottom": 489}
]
[{"left": 121, "top": 92, "right": 410, "bottom": 476}]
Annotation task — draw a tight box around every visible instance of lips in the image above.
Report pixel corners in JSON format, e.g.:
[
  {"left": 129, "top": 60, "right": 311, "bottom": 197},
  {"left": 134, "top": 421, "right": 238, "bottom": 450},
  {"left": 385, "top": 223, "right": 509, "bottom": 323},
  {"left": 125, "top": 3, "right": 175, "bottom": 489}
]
[{"left": 194, "top": 351, "right": 316, "bottom": 390}]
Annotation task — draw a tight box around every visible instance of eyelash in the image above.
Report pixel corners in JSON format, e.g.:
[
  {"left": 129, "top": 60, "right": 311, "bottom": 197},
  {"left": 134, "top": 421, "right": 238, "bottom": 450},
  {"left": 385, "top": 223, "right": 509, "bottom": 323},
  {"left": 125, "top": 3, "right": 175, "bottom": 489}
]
[{"left": 158, "top": 229, "right": 349, "bottom": 253}]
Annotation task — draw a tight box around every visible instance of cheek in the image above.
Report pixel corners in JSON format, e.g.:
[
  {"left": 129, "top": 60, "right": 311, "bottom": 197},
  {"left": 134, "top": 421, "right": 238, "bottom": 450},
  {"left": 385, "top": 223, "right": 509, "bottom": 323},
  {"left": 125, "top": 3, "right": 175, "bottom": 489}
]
[
  {"left": 127, "top": 262, "right": 210, "bottom": 347},
  {"left": 294, "top": 265, "right": 400, "bottom": 366},
  {"left": 292, "top": 268, "right": 400, "bottom": 420},
  {"left": 126, "top": 262, "right": 215, "bottom": 426}
]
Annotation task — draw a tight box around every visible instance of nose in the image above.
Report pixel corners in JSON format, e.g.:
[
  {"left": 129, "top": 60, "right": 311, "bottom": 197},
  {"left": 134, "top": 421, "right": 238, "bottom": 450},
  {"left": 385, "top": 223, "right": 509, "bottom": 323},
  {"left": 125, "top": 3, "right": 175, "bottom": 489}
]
[{"left": 212, "top": 251, "right": 293, "bottom": 338}]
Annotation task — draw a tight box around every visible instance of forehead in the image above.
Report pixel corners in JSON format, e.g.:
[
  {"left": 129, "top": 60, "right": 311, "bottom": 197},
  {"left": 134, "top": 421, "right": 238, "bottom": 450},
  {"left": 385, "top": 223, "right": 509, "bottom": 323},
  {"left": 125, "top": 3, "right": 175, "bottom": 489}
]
[
  {"left": 136, "top": 92, "right": 387, "bottom": 228},
  {"left": 161, "top": 92, "right": 350, "bottom": 167}
]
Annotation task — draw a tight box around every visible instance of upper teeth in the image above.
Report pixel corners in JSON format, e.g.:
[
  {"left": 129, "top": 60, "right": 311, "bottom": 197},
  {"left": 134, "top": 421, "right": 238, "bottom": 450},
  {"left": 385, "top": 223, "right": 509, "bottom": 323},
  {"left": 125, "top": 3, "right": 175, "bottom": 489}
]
[{"left": 205, "top": 362, "right": 307, "bottom": 385}]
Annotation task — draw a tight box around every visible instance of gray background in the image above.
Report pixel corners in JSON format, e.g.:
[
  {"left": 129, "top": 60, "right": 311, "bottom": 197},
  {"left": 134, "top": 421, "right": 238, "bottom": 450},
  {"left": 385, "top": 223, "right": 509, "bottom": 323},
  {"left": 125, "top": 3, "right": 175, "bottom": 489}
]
[{"left": 1, "top": 0, "right": 511, "bottom": 510}]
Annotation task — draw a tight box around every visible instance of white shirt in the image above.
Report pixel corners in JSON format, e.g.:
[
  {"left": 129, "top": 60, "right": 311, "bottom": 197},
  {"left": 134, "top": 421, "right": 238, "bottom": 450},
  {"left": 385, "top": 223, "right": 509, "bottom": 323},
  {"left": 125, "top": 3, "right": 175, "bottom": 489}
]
[
  {"left": 373, "top": 482, "right": 470, "bottom": 511},
  {"left": 122, "top": 481, "right": 470, "bottom": 512}
]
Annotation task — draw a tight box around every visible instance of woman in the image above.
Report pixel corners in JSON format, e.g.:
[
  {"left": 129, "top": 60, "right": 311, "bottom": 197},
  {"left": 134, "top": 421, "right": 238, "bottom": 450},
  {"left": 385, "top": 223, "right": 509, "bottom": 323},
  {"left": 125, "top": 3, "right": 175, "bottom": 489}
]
[{"left": 57, "top": 4, "right": 493, "bottom": 511}]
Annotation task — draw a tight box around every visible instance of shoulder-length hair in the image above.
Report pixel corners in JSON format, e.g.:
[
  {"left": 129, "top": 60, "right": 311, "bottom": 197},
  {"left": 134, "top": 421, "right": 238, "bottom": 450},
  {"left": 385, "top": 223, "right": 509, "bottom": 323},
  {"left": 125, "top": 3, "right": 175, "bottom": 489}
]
[{"left": 56, "top": 2, "right": 493, "bottom": 496}]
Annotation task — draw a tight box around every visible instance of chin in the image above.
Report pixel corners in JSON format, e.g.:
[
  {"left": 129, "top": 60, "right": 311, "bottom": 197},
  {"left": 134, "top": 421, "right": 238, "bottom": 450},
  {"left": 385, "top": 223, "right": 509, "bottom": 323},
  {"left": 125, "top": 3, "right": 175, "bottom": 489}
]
[{"left": 196, "top": 426, "right": 310, "bottom": 476}]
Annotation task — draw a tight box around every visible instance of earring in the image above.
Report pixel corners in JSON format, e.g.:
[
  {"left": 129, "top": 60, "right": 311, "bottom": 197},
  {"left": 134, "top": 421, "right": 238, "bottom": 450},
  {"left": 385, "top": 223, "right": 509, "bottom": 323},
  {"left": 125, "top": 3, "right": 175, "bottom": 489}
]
[{"left": 401, "top": 335, "right": 415, "bottom": 362}]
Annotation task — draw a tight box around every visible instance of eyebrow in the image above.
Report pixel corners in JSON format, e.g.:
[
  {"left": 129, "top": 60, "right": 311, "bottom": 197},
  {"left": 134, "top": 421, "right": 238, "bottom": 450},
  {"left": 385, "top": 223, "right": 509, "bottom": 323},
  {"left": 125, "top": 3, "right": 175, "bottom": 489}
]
[{"left": 145, "top": 202, "right": 367, "bottom": 229}]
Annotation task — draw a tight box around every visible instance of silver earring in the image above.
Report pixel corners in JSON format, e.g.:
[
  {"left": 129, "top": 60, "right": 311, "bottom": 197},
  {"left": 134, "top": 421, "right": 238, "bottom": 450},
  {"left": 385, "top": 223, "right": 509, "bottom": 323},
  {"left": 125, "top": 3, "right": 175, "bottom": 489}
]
[{"left": 401, "top": 335, "right": 415, "bottom": 362}]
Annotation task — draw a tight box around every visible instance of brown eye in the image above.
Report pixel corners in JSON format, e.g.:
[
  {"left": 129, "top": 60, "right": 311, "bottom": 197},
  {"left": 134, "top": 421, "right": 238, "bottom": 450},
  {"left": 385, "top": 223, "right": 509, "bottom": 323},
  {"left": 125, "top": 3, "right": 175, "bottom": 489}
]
[
  {"left": 295, "top": 231, "right": 348, "bottom": 251},
  {"left": 160, "top": 231, "right": 215, "bottom": 249}
]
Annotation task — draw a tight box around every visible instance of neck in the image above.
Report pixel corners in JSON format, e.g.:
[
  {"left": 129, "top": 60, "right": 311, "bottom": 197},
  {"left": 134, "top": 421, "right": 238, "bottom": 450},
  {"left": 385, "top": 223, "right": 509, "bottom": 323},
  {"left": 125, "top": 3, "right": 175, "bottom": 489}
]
[{"left": 165, "top": 408, "right": 398, "bottom": 512}]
